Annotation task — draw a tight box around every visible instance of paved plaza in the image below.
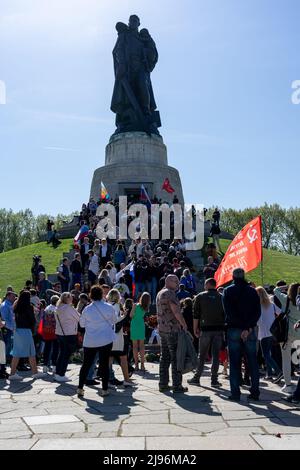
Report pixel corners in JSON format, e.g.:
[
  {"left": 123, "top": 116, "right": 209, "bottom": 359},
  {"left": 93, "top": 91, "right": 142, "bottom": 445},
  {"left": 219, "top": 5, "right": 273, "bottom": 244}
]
[{"left": 1, "top": 363, "right": 300, "bottom": 450}]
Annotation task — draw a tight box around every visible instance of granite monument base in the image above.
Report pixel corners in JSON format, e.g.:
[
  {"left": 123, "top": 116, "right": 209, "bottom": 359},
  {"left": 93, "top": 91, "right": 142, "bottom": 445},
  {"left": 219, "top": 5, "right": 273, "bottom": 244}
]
[{"left": 90, "top": 132, "right": 184, "bottom": 205}]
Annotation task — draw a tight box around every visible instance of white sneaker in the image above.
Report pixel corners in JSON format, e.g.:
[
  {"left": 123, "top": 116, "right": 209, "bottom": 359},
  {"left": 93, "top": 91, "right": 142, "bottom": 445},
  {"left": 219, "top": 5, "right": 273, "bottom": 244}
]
[
  {"left": 32, "top": 372, "right": 47, "bottom": 379},
  {"left": 53, "top": 374, "right": 71, "bottom": 383},
  {"left": 123, "top": 381, "right": 136, "bottom": 387},
  {"left": 281, "top": 384, "right": 296, "bottom": 394},
  {"left": 43, "top": 366, "right": 49, "bottom": 374},
  {"left": 9, "top": 374, "right": 23, "bottom": 381}
]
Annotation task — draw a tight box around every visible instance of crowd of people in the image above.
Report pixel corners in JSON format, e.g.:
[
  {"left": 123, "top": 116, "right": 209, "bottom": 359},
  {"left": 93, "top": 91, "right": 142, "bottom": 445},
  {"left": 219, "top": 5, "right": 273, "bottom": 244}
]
[{"left": 1, "top": 203, "right": 300, "bottom": 407}]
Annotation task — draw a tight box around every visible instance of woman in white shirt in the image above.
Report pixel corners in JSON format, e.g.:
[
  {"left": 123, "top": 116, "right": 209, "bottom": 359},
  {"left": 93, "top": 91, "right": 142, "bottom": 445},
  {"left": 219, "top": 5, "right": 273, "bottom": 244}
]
[
  {"left": 77, "top": 286, "right": 118, "bottom": 398},
  {"left": 274, "top": 283, "right": 300, "bottom": 394},
  {"left": 256, "top": 287, "right": 282, "bottom": 381}
]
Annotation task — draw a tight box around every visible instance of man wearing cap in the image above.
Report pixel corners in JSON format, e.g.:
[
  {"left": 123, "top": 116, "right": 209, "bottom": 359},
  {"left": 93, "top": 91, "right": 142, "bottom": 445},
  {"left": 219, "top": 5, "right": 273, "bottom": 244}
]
[
  {"left": 156, "top": 275, "right": 188, "bottom": 393},
  {"left": 0, "top": 291, "right": 17, "bottom": 378},
  {"left": 222, "top": 268, "right": 261, "bottom": 401}
]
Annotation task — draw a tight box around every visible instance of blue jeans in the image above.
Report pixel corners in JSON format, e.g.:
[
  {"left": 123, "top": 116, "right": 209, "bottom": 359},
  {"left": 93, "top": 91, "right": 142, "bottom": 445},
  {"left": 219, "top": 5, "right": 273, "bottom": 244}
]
[
  {"left": 71, "top": 273, "right": 82, "bottom": 289},
  {"left": 227, "top": 328, "right": 260, "bottom": 399},
  {"left": 3, "top": 329, "right": 13, "bottom": 361},
  {"left": 260, "top": 336, "right": 281, "bottom": 376},
  {"left": 146, "top": 278, "right": 158, "bottom": 304}
]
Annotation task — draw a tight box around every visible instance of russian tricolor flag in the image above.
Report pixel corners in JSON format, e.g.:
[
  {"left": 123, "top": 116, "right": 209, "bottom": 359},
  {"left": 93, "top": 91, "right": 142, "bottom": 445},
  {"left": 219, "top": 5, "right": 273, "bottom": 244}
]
[
  {"left": 140, "top": 184, "right": 151, "bottom": 209},
  {"left": 129, "top": 262, "right": 136, "bottom": 299},
  {"left": 74, "top": 224, "right": 89, "bottom": 245}
]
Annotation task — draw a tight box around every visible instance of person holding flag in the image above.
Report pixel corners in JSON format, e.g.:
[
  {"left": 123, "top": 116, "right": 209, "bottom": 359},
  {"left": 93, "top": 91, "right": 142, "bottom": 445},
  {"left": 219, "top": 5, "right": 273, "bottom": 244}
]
[
  {"left": 214, "top": 216, "right": 263, "bottom": 401},
  {"left": 222, "top": 268, "right": 261, "bottom": 402},
  {"left": 74, "top": 221, "right": 89, "bottom": 248}
]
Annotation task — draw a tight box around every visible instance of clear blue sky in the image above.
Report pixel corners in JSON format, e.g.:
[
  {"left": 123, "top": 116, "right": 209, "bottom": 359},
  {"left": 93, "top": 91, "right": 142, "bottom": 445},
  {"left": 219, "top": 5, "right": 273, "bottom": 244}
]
[{"left": 1, "top": 0, "right": 299, "bottom": 215}]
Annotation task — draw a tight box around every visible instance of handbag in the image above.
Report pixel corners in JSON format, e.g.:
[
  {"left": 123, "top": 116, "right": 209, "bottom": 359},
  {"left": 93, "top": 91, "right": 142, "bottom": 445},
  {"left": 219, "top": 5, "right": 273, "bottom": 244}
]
[
  {"left": 270, "top": 298, "right": 290, "bottom": 346},
  {"left": 37, "top": 318, "right": 44, "bottom": 337},
  {"left": 94, "top": 303, "right": 116, "bottom": 342}
]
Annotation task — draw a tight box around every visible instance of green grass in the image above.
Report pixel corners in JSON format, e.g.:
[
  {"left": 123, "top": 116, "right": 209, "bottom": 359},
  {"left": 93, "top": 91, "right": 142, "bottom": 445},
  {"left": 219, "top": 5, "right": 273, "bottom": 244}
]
[
  {"left": 0, "top": 237, "right": 299, "bottom": 297},
  {"left": 214, "top": 239, "right": 300, "bottom": 286},
  {"left": 0, "top": 239, "right": 73, "bottom": 297}
]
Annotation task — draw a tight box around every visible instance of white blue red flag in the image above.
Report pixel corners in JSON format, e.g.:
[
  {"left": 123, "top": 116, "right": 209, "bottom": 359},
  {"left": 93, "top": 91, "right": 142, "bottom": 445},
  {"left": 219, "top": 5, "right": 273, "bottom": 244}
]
[
  {"left": 140, "top": 184, "right": 151, "bottom": 209},
  {"left": 74, "top": 224, "right": 89, "bottom": 245}
]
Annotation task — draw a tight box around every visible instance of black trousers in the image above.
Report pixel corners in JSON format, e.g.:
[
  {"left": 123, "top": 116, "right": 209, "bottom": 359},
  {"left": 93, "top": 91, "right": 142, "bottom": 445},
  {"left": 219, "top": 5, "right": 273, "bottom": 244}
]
[
  {"left": 79, "top": 343, "right": 112, "bottom": 391},
  {"left": 56, "top": 335, "right": 77, "bottom": 377}
]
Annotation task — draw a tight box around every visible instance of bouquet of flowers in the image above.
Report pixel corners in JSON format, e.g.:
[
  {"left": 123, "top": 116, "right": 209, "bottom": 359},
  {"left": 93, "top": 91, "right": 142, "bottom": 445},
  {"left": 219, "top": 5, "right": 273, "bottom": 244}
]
[{"left": 146, "top": 314, "right": 158, "bottom": 329}]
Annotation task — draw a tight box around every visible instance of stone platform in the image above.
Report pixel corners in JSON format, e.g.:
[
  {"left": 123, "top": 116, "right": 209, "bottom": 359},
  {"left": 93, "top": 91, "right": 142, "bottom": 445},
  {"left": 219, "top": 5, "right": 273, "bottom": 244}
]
[
  {"left": 90, "top": 132, "right": 184, "bottom": 205},
  {"left": 1, "top": 363, "right": 300, "bottom": 450}
]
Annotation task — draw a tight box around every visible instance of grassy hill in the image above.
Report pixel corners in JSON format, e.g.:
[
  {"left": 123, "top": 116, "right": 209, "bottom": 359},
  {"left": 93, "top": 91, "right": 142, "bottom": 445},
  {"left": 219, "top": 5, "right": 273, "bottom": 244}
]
[
  {"left": 0, "top": 238, "right": 299, "bottom": 297},
  {"left": 214, "top": 239, "right": 300, "bottom": 286},
  {"left": 0, "top": 239, "right": 73, "bottom": 297}
]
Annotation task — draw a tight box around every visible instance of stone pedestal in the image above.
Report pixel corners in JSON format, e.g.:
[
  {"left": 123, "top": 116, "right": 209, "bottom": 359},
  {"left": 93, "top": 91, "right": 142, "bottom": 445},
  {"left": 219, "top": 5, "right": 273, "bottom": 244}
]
[{"left": 90, "top": 132, "right": 184, "bottom": 205}]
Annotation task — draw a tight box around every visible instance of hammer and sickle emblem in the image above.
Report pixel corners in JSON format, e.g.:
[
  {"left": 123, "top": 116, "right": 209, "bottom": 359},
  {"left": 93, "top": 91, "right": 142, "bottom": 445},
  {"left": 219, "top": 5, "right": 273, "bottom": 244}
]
[{"left": 247, "top": 228, "right": 258, "bottom": 244}]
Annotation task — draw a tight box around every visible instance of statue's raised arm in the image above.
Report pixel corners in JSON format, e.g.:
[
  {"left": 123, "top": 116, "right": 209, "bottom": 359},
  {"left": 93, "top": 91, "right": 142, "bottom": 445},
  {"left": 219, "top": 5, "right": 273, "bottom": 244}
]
[{"left": 110, "top": 15, "right": 161, "bottom": 135}]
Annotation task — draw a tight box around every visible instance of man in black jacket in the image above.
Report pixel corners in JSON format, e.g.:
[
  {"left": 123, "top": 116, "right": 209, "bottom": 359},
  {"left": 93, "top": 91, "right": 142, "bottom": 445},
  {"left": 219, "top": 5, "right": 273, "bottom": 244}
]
[
  {"left": 99, "top": 238, "right": 112, "bottom": 268},
  {"left": 70, "top": 253, "right": 83, "bottom": 288},
  {"left": 223, "top": 268, "right": 261, "bottom": 401},
  {"left": 188, "top": 278, "right": 225, "bottom": 388}
]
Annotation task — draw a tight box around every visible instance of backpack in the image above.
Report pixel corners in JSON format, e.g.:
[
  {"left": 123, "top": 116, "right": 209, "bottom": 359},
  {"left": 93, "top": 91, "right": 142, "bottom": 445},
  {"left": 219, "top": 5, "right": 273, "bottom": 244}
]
[
  {"left": 41, "top": 309, "right": 57, "bottom": 341},
  {"left": 270, "top": 298, "right": 290, "bottom": 346}
]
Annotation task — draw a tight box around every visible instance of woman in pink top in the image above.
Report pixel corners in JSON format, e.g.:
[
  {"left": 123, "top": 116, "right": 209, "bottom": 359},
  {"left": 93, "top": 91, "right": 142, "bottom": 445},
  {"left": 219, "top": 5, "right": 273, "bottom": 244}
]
[{"left": 54, "top": 292, "right": 80, "bottom": 382}]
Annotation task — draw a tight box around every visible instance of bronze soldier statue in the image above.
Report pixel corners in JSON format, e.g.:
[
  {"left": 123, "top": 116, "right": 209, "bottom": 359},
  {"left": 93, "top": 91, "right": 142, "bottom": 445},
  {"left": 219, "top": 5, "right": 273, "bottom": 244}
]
[{"left": 111, "top": 15, "right": 161, "bottom": 135}]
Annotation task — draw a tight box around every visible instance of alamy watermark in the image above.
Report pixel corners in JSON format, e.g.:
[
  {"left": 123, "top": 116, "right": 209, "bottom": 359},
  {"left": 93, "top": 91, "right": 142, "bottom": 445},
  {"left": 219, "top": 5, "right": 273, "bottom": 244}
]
[
  {"left": 94, "top": 197, "right": 204, "bottom": 251},
  {"left": 0, "top": 80, "right": 6, "bottom": 105},
  {"left": 291, "top": 80, "right": 300, "bottom": 104}
]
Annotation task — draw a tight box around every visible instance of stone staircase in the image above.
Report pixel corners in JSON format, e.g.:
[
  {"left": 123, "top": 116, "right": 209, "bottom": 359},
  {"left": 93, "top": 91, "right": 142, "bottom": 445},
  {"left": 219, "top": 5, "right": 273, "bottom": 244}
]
[{"left": 187, "top": 248, "right": 205, "bottom": 293}]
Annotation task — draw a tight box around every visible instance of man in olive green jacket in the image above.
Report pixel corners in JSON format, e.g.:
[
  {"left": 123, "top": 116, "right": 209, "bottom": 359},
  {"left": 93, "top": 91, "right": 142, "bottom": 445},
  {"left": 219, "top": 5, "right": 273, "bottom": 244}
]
[{"left": 188, "top": 278, "right": 225, "bottom": 387}]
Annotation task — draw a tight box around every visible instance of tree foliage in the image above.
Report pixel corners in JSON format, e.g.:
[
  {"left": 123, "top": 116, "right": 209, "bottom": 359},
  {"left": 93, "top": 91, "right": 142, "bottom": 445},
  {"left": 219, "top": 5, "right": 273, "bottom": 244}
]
[
  {"left": 207, "top": 204, "right": 300, "bottom": 255},
  {"left": 0, "top": 209, "right": 76, "bottom": 253}
]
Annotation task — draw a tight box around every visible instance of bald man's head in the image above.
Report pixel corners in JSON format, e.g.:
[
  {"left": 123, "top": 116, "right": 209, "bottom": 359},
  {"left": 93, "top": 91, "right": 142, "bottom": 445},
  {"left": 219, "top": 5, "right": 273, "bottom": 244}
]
[{"left": 165, "top": 275, "right": 180, "bottom": 291}]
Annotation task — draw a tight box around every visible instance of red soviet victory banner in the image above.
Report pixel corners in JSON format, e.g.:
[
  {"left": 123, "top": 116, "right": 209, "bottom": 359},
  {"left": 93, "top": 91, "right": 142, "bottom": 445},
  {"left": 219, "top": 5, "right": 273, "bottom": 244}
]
[
  {"left": 162, "top": 178, "right": 175, "bottom": 194},
  {"left": 214, "top": 216, "right": 263, "bottom": 288}
]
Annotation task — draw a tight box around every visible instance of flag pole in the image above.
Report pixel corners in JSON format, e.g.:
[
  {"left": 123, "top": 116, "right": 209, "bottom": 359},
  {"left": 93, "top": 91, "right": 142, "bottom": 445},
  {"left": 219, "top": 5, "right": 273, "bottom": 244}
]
[
  {"left": 260, "top": 215, "right": 264, "bottom": 286},
  {"left": 260, "top": 258, "right": 264, "bottom": 286}
]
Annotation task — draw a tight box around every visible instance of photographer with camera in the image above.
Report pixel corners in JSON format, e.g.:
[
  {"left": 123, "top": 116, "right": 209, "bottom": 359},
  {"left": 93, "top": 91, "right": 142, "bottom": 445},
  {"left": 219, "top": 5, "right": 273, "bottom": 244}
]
[{"left": 31, "top": 255, "right": 45, "bottom": 288}]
